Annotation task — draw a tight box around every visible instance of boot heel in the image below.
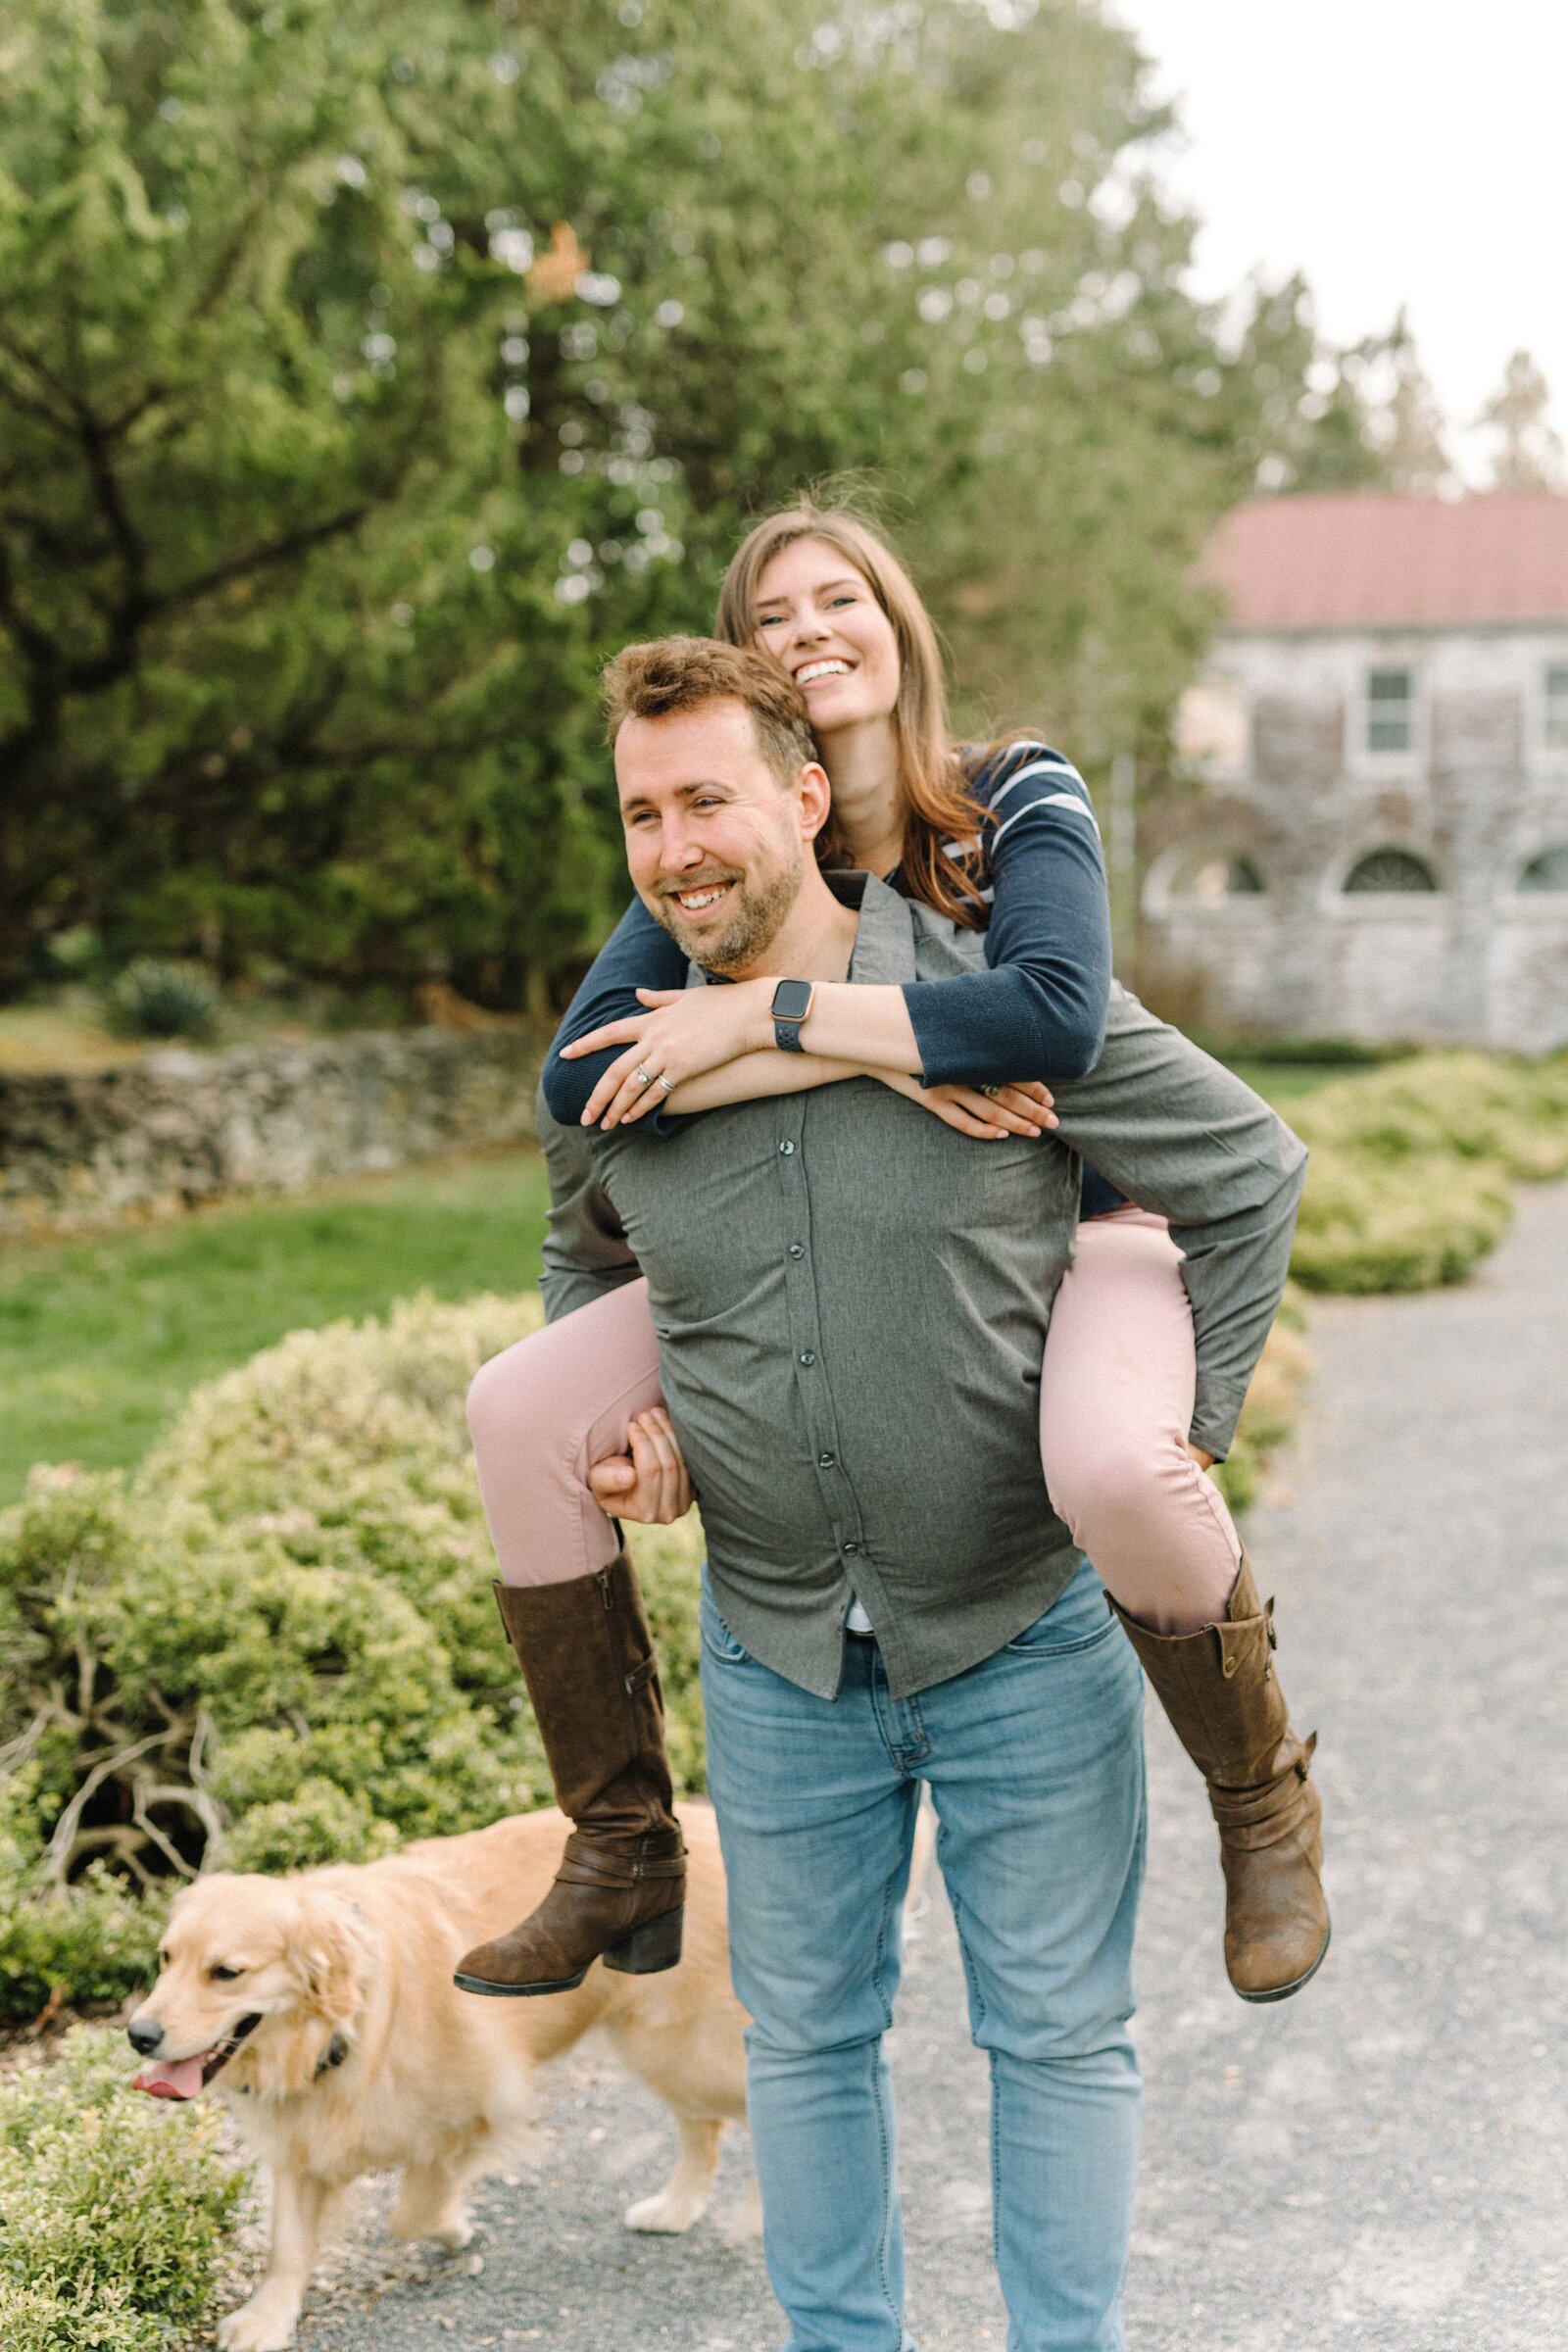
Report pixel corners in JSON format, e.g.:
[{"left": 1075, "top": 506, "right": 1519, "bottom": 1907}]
[{"left": 603, "top": 1904, "right": 684, "bottom": 1976}]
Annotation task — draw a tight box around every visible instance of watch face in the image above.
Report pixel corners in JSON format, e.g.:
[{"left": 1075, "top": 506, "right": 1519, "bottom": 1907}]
[{"left": 772, "top": 979, "right": 813, "bottom": 1023}]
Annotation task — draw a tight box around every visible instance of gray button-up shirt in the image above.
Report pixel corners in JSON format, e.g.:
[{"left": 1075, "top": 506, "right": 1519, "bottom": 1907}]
[{"left": 538, "top": 873, "right": 1305, "bottom": 1700}]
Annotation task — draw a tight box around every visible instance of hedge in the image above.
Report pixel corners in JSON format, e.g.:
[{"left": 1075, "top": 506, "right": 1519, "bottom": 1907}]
[
  {"left": 0, "top": 1292, "right": 706, "bottom": 2027},
  {"left": 0, "top": 2025, "right": 243, "bottom": 2350},
  {"left": 16, "top": 1043, "right": 1563, "bottom": 2027},
  {"left": 1291, "top": 1050, "right": 1568, "bottom": 1293},
  {"left": 1211, "top": 1292, "right": 1310, "bottom": 1516}
]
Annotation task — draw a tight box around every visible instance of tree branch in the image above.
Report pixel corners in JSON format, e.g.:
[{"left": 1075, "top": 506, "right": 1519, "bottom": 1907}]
[
  {"left": 0, "top": 1705, "right": 57, "bottom": 1778},
  {"left": 0, "top": 532, "right": 62, "bottom": 675},
  {"left": 0, "top": 326, "right": 79, "bottom": 422},
  {"left": 44, "top": 1728, "right": 170, "bottom": 1885},
  {"left": 144, "top": 504, "right": 373, "bottom": 622}
]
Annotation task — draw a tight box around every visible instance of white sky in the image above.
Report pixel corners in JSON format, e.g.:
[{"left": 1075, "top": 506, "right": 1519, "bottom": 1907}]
[{"left": 1110, "top": 0, "right": 1568, "bottom": 477}]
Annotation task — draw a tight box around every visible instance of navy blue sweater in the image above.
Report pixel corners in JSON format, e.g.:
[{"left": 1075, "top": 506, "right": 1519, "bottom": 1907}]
[{"left": 543, "top": 741, "right": 1124, "bottom": 1216}]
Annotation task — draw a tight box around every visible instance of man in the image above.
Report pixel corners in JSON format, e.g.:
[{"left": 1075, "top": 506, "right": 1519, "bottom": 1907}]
[{"left": 533, "top": 637, "right": 1309, "bottom": 2351}]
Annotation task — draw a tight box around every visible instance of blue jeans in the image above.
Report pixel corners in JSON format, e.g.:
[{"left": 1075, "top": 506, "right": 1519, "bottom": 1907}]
[{"left": 701, "top": 1557, "right": 1147, "bottom": 2352}]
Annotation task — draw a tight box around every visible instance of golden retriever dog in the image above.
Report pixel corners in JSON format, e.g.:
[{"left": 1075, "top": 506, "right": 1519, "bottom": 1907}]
[{"left": 126, "top": 1805, "right": 747, "bottom": 2352}]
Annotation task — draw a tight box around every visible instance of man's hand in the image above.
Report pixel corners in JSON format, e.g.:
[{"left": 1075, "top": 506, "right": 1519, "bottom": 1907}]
[
  {"left": 588, "top": 1407, "right": 696, "bottom": 1524},
  {"left": 874, "top": 1069, "right": 1057, "bottom": 1140},
  {"left": 564, "top": 982, "right": 774, "bottom": 1128},
  {"left": 1187, "top": 1443, "right": 1216, "bottom": 1473}
]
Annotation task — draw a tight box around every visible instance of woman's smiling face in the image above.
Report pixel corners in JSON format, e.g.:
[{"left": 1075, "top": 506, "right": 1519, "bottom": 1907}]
[{"left": 752, "top": 537, "right": 902, "bottom": 736}]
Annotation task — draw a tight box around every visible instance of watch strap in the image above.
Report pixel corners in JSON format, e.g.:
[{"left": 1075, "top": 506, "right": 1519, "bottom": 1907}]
[{"left": 771, "top": 979, "right": 814, "bottom": 1054}]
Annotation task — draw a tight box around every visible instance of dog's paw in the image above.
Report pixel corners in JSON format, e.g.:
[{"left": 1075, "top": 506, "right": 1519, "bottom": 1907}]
[
  {"left": 218, "top": 2297, "right": 299, "bottom": 2352},
  {"left": 624, "top": 2187, "right": 705, "bottom": 2235},
  {"left": 390, "top": 2190, "right": 474, "bottom": 2249}
]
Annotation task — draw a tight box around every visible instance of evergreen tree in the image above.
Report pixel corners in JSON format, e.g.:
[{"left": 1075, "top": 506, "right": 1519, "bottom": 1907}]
[
  {"left": 1381, "top": 349, "right": 1452, "bottom": 494},
  {"left": 1477, "top": 350, "right": 1565, "bottom": 493},
  {"left": 0, "top": 0, "right": 1386, "bottom": 1004}
]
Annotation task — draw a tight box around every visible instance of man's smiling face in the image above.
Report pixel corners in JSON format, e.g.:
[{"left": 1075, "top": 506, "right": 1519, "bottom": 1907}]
[{"left": 616, "top": 696, "right": 820, "bottom": 972}]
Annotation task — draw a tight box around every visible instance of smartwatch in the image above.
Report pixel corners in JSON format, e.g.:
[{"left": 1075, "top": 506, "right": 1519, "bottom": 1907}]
[{"left": 770, "top": 979, "right": 815, "bottom": 1053}]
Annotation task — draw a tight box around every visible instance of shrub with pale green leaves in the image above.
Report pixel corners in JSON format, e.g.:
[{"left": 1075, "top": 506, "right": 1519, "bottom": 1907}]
[
  {"left": 0, "top": 1264, "right": 1301, "bottom": 2028},
  {"left": 0, "top": 1292, "right": 704, "bottom": 2023},
  {"left": 1292, "top": 1051, "right": 1568, "bottom": 1292},
  {"left": 1211, "top": 1290, "right": 1310, "bottom": 1517},
  {"left": 0, "top": 2026, "right": 244, "bottom": 2348},
  {"left": 101, "top": 957, "right": 220, "bottom": 1042}
]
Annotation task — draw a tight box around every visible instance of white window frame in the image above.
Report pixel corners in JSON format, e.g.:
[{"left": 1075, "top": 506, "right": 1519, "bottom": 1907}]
[
  {"left": 1543, "top": 659, "right": 1568, "bottom": 753},
  {"left": 1364, "top": 663, "right": 1418, "bottom": 758}
]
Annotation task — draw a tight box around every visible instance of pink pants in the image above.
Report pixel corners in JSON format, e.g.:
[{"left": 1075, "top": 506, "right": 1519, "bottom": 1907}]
[{"left": 466, "top": 1207, "right": 1242, "bottom": 1638}]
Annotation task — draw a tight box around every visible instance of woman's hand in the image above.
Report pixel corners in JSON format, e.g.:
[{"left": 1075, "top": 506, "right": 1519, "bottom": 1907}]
[
  {"left": 563, "top": 981, "right": 773, "bottom": 1127},
  {"left": 875, "top": 1069, "right": 1057, "bottom": 1140},
  {"left": 587, "top": 1408, "right": 695, "bottom": 1524}
]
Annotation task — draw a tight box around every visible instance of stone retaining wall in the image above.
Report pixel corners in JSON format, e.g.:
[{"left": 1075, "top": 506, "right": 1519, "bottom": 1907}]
[{"left": 0, "top": 1026, "right": 548, "bottom": 1239}]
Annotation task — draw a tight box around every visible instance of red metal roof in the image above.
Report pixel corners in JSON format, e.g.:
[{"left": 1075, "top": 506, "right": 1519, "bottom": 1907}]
[{"left": 1203, "top": 492, "right": 1568, "bottom": 631}]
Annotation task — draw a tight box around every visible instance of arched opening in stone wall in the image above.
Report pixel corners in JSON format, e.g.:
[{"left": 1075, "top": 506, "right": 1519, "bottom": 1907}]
[
  {"left": 1518, "top": 847, "right": 1568, "bottom": 892},
  {"left": 1166, "top": 850, "right": 1268, "bottom": 903},
  {"left": 1343, "top": 848, "right": 1441, "bottom": 895}
]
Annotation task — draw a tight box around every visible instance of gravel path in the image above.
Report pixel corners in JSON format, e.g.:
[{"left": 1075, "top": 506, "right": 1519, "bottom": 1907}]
[{"left": 294, "top": 1184, "right": 1568, "bottom": 2352}]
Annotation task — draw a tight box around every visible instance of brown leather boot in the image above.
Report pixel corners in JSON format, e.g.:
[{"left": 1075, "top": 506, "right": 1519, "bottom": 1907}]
[
  {"left": 454, "top": 1556, "right": 685, "bottom": 1996},
  {"left": 1111, "top": 1555, "right": 1330, "bottom": 2003}
]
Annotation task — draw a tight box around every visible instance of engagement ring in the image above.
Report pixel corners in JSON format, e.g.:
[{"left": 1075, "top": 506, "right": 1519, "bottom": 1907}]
[{"left": 634, "top": 1064, "right": 654, "bottom": 1088}]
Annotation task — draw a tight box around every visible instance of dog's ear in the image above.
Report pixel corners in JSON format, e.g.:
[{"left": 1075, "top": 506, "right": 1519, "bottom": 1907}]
[{"left": 289, "top": 1885, "right": 373, "bottom": 2030}]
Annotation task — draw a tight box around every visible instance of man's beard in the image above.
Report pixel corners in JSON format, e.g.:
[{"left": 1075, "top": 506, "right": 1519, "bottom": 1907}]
[{"left": 649, "top": 839, "right": 805, "bottom": 973}]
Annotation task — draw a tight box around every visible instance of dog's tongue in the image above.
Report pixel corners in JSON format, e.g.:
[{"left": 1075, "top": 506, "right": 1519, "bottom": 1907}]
[{"left": 132, "top": 2055, "right": 207, "bottom": 2100}]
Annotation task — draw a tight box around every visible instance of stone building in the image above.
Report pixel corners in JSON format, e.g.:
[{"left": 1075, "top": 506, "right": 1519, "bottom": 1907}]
[{"left": 1140, "top": 492, "right": 1568, "bottom": 1051}]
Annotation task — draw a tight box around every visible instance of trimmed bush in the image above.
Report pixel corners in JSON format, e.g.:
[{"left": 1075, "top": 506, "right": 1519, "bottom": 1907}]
[
  {"left": 0, "top": 1293, "right": 705, "bottom": 2023},
  {"left": 1292, "top": 1051, "right": 1568, "bottom": 1292},
  {"left": 102, "top": 957, "right": 220, "bottom": 1042},
  {"left": 0, "top": 1868, "right": 162, "bottom": 2028},
  {"left": 0, "top": 2279, "right": 162, "bottom": 2352},
  {"left": 0, "top": 2026, "right": 243, "bottom": 2347},
  {"left": 1211, "top": 1290, "right": 1310, "bottom": 1516}
]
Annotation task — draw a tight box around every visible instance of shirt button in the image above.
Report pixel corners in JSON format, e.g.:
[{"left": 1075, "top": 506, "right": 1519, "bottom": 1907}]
[
  {"left": 817, "top": 1451, "right": 836, "bottom": 1468},
  {"left": 778, "top": 1140, "right": 796, "bottom": 1156},
  {"left": 842, "top": 1541, "right": 859, "bottom": 1556},
  {"left": 787, "top": 1244, "right": 805, "bottom": 1259},
  {"left": 798, "top": 1349, "right": 815, "bottom": 1366}
]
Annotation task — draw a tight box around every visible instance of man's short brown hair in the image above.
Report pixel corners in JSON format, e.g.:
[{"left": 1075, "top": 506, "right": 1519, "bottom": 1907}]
[{"left": 602, "top": 636, "right": 816, "bottom": 784}]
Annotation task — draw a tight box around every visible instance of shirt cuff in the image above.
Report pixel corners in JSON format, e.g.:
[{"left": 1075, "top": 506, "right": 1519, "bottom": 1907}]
[{"left": 1189, "top": 1376, "right": 1248, "bottom": 1465}]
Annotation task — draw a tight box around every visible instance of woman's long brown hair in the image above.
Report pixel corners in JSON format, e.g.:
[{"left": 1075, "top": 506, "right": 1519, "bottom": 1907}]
[{"left": 714, "top": 501, "right": 992, "bottom": 929}]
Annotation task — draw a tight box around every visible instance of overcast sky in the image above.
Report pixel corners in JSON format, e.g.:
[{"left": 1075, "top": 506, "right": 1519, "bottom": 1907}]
[{"left": 1110, "top": 0, "right": 1568, "bottom": 478}]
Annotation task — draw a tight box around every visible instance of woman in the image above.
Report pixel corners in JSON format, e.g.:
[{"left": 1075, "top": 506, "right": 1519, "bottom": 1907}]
[{"left": 455, "top": 501, "right": 1327, "bottom": 2010}]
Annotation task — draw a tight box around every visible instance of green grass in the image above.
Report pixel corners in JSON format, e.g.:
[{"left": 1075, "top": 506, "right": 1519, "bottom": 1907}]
[
  {"left": 0, "top": 1048, "right": 1340, "bottom": 1509},
  {"left": 7, "top": 1037, "right": 1544, "bottom": 1509},
  {"left": 1191, "top": 1032, "right": 1410, "bottom": 1112},
  {"left": 1210, "top": 1056, "right": 1342, "bottom": 1109},
  {"left": 0, "top": 1150, "right": 550, "bottom": 1504}
]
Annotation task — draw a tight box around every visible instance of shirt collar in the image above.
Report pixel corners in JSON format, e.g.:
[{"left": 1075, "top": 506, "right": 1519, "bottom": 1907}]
[
  {"left": 826, "top": 869, "right": 918, "bottom": 986},
  {"left": 687, "top": 867, "right": 918, "bottom": 991}
]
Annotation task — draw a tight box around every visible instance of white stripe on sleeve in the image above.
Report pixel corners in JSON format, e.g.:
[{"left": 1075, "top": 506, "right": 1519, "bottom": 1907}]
[
  {"left": 984, "top": 757, "right": 1090, "bottom": 813},
  {"left": 991, "top": 792, "right": 1102, "bottom": 848}
]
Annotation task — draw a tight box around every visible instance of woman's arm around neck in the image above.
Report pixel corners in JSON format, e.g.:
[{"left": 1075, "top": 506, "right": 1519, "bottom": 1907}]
[{"left": 541, "top": 896, "right": 689, "bottom": 1127}]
